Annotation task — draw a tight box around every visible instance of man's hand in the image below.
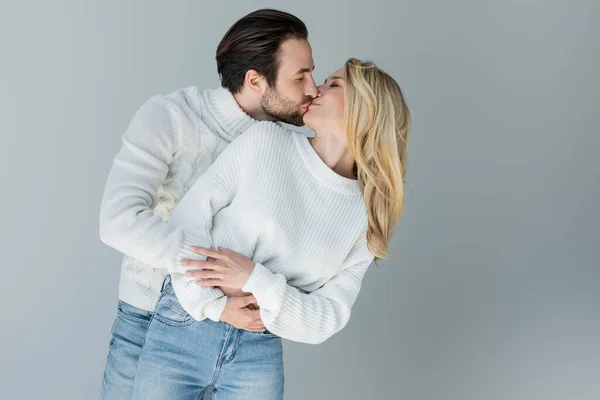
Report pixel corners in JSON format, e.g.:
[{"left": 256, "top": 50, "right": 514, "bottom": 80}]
[
  {"left": 219, "top": 295, "right": 265, "bottom": 332},
  {"left": 207, "top": 256, "right": 249, "bottom": 298},
  {"left": 181, "top": 246, "right": 256, "bottom": 289}
]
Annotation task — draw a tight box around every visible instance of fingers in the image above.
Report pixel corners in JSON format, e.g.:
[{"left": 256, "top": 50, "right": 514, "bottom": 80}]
[
  {"left": 224, "top": 315, "right": 264, "bottom": 332},
  {"left": 239, "top": 308, "right": 260, "bottom": 318},
  {"left": 190, "top": 246, "right": 228, "bottom": 261},
  {"left": 186, "top": 269, "right": 224, "bottom": 279},
  {"left": 238, "top": 295, "right": 258, "bottom": 306},
  {"left": 180, "top": 259, "right": 225, "bottom": 270},
  {"left": 244, "top": 321, "right": 265, "bottom": 332},
  {"left": 224, "top": 312, "right": 264, "bottom": 332},
  {"left": 226, "top": 320, "right": 263, "bottom": 332},
  {"left": 244, "top": 318, "right": 265, "bottom": 332},
  {"left": 216, "top": 246, "right": 233, "bottom": 254},
  {"left": 248, "top": 326, "right": 265, "bottom": 332},
  {"left": 195, "top": 278, "right": 221, "bottom": 287}
]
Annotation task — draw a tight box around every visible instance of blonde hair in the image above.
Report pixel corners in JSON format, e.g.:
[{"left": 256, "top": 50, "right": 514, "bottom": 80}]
[{"left": 344, "top": 58, "right": 411, "bottom": 260}]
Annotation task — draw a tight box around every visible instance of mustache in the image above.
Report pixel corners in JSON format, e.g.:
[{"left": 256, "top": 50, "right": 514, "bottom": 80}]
[{"left": 301, "top": 97, "right": 313, "bottom": 107}]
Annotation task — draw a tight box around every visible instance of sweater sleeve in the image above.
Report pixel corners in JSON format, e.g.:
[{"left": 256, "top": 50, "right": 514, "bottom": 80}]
[
  {"left": 167, "top": 129, "right": 255, "bottom": 322},
  {"left": 98, "top": 95, "right": 205, "bottom": 270},
  {"left": 241, "top": 232, "right": 374, "bottom": 344}
]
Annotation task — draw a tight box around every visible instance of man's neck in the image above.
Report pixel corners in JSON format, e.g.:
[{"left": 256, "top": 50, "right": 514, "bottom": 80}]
[{"left": 233, "top": 91, "right": 276, "bottom": 122}]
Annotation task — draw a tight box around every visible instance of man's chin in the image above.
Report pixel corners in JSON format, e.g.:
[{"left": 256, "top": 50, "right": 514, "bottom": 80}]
[
  {"left": 282, "top": 112, "right": 306, "bottom": 127},
  {"left": 265, "top": 109, "right": 306, "bottom": 126}
]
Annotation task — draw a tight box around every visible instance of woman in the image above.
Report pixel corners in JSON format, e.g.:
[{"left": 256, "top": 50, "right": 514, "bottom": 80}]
[{"left": 131, "top": 58, "right": 411, "bottom": 399}]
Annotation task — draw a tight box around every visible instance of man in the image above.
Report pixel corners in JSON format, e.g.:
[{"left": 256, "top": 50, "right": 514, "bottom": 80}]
[{"left": 99, "top": 9, "right": 318, "bottom": 398}]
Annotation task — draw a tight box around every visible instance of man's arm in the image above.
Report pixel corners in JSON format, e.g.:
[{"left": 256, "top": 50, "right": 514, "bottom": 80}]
[{"left": 99, "top": 94, "right": 202, "bottom": 270}]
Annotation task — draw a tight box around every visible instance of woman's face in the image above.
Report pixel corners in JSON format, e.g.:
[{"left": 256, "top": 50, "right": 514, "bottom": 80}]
[{"left": 302, "top": 66, "right": 346, "bottom": 134}]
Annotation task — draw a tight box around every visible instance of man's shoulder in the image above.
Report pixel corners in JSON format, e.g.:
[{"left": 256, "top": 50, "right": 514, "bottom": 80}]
[
  {"left": 133, "top": 86, "right": 201, "bottom": 118},
  {"left": 162, "top": 86, "right": 201, "bottom": 100},
  {"left": 151, "top": 86, "right": 212, "bottom": 136},
  {"left": 162, "top": 86, "right": 203, "bottom": 113}
]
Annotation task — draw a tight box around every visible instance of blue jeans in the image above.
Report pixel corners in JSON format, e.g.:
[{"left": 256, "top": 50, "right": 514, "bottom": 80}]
[
  {"left": 131, "top": 281, "right": 285, "bottom": 400},
  {"left": 100, "top": 299, "right": 153, "bottom": 399}
]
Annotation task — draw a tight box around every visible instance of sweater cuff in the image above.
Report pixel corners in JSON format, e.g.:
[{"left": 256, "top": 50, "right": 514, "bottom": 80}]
[
  {"left": 169, "top": 233, "right": 209, "bottom": 274},
  {"left": 203, "top": 296, "right": 228, "bottom": 322},
  {"left": 242, "top": 263, "right": 286, "bottom": 310}
]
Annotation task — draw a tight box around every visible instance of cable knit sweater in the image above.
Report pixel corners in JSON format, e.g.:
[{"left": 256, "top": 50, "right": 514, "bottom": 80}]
[
  {"left": 167, "top": 123, "right": 374, "bottom": 344},
  {"left": 99, "top": 87, "right": 256, "bottom": 311}
]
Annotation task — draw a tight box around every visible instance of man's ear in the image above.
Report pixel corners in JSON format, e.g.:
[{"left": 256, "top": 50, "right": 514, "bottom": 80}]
[{"left": 243, "top": 69, "right": 268, "bottom": 95}]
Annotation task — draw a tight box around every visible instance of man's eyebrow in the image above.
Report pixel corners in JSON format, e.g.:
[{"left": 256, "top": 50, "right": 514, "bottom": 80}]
[{"left": 296, "top": 66, "right": 315, "bottom": 74}]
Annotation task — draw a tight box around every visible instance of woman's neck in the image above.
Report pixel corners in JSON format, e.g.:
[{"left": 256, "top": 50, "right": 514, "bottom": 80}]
[{"left": 308, "top": 135, "right": 357, "bottom": 180}]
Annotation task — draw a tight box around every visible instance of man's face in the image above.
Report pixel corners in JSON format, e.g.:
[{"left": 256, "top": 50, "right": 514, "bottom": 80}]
[{"left": 261, "top": 38, "right": 318, "bottom": 126}]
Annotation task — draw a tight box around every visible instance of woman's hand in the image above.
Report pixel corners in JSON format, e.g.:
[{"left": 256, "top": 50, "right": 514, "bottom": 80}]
[{"left": 180, "top": 246, "right": 256, "bottom": 290}]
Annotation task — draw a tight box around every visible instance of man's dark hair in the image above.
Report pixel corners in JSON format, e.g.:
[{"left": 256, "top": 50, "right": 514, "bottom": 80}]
[{"left": 216, "top": 9, "right": 308, "bottom": 93}]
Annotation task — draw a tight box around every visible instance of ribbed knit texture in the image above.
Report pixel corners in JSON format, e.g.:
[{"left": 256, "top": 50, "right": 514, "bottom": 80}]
[{"left": 168, "top": 122, "right": 374, "bottom": 344}]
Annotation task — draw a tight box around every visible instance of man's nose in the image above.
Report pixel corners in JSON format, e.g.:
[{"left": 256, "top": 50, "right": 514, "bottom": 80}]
[{"left": 306, "top": 77, "right": 319, "bottom": 98}]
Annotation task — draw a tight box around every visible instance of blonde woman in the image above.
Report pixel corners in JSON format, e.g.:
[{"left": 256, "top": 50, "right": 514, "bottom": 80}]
[{"left": 130, "top": 58, "right": 411, "bottom": 400}]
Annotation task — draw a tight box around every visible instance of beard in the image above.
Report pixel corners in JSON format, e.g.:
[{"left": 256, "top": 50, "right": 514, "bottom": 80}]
[{"left": 261, "top": 87, "right": 312, "bottom": 126}]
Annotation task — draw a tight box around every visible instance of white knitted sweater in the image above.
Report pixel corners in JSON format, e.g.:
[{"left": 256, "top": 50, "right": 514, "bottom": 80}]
[{"left": 167, "top": 122, "right": 374, "bottom": 344}]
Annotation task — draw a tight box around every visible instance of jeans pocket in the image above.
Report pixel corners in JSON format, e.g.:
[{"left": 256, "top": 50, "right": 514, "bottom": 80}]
[
  {"left": 153, "top": 285, "right": 194, "bottom": 327},
  {"left": 117, "top": 300, "right": 153, "bottom": 325},
  {"left": 259, "top": 329, "right": 280, "bottom": 339}
]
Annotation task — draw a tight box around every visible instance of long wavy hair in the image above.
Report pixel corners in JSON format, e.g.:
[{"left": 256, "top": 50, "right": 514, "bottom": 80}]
[{"left": 344, "top": 58, "right": 411, "bottom": 260}]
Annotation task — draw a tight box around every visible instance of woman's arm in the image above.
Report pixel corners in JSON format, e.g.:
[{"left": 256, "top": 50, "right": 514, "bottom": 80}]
[
  {"left": 166, "top": 129, "right": 259, "bottom": 322},
  {"left": 166, "top": 177, "right": 236, "bottom": 322},
  {"left": 185, "top": 229, "right": 371, "bottom": 344},
  {"left": 241, "top": 234, "right": 373, "bottom": 344}
]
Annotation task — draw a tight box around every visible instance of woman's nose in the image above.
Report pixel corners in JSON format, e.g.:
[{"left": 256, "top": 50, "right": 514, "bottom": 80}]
[{"left": 316, "top": 85, "right": 324, "bottom": 97}]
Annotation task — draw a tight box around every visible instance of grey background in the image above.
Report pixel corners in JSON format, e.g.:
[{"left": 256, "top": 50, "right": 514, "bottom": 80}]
[{"left": 1, "top": 0, "right": 599, "bottom": 399}]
